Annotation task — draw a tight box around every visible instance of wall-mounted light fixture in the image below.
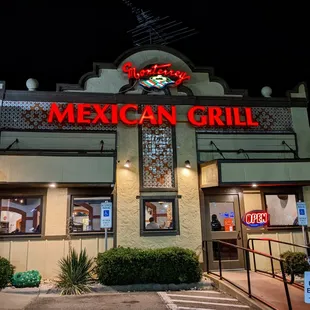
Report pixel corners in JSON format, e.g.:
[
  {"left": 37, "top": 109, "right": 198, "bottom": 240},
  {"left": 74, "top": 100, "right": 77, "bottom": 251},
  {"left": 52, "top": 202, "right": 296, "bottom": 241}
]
[
  {"left": 185, "top": 160, "right": 191, "bottom": 168},
  {"left": 124, "top": 160, "right": 131, "bottom": 168}
]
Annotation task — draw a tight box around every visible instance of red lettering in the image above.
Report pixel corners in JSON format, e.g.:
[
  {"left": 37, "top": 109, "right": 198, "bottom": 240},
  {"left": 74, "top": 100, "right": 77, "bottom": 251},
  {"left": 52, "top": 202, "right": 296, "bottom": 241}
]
[
  {"left": 187, "top": 106, "right": 207, "bottom": 126},
  {"left": 245, "top": 211, "right": 268, "bottom": 225},
  {"left": 139, "top": 106, "right": 157, "bottom": 125},
  {"left": 48, "top": 103, "right": 75, "bottom": 123},
  {"left": 245, "top": 108, "right": 259, "bottom": 126},
  {"left": 246, "top": 214, "right": 252, "bottom": 224},
  {"left": 233, "top": 107, "right": 246, "bottom": 126},
  {"left": 225, "top": 107, "right": 233, "bottom": 126},
  {"left": 119, "top": 104, "right": 138, "bottom": 125},
  {"left": 157, "top": 106, "right": 177, "bottom": 125},
  {"left": 92, "top": 104, "right": 109, "bottom": 124},
  {"left": 122, "top": 62, "right": 190, "bottom": 86},
  {"left": 208, "top": 107, "right": 224, "bottom": 126},
  {"left": 77, "top": 104, "right": 91, "bottom": 124},
  {"left": 111, "top": 104, "right": 118, "bottom": 124}
]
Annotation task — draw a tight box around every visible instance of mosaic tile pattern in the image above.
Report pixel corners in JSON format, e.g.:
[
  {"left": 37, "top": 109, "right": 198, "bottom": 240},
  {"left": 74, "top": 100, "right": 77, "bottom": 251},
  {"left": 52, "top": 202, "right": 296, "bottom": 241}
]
[
  {"left": 195, "top": 107, "right": 293, "bottom": 132},
  {"left": 141, "top": 121, "right": 175, "bottom": 189},
  {"left": 1, "top": 101, "right": 116, "bottom": 131}
]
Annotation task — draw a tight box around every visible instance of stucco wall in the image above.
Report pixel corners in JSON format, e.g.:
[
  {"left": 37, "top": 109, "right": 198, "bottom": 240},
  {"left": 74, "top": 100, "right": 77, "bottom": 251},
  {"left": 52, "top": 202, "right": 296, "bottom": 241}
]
[{"left": 116, "top": 111, "right": 202, "bottom": 258}]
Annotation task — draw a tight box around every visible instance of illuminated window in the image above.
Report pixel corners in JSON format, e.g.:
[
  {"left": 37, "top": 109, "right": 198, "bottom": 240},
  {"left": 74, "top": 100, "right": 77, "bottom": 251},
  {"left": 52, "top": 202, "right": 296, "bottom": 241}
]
[
  {"left": 265, "top": 194, "right": 298, "bottom": 227},
  {"left": 0, "top": 197, "right": 42, "bottom": 235},
  {"left": 140, "top": 197, "right": 179, "bottom": 236},
  {"left": 71, "top": 196, "right": 113, "bottom": 233}
]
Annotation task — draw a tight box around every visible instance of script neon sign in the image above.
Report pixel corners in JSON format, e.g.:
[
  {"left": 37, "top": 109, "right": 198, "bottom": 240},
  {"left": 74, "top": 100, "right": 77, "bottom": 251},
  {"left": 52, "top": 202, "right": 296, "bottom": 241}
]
[
  {"left": 122, "top": 62, "right": 191, "bottom": 87},
  {"left": 242, "top": 210, "right": 269, "bottom": 228},
  {"left": 47, "top": 104, "right": 259, "bottom": 127}
]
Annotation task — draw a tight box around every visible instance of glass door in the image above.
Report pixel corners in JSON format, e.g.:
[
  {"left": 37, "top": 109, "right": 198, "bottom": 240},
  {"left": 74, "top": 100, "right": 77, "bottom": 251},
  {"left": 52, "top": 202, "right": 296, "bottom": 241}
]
[{"left": 205, "top": 195, "right": 244, "bottom": 270}]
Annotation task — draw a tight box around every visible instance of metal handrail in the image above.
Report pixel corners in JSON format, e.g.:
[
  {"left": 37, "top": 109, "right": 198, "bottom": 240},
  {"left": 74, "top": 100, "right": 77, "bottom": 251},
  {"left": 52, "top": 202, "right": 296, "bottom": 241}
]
[
  {"left": 248, "top": 237, "right": 310, "bottom": 288},
  {"left": 203, "top": 239, "right": 292, "bottom": 310}
]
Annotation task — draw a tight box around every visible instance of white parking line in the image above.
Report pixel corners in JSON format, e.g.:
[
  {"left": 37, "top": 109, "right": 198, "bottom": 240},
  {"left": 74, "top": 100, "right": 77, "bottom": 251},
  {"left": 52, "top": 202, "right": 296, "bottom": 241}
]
[
  {"left": 178, "top": 307, "right": 215, "bottom": 310},
  {"left": 176, "top": 290, "right": 221, "bottom": 294},
  {"left": 167, "top": 293, "right": 237, "bottom": 301},
  {"left": 170, "top": 299, "right": 250, "bottom": 308}
]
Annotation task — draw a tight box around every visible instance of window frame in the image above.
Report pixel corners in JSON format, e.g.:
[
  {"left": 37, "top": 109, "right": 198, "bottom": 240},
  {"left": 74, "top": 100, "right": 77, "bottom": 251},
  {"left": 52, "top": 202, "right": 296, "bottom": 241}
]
[
  {"left": 0, "top": 194, "right": 44, "bottom": 237},
  {"left": 140, "top": 196, "right": 180, "bottom": 236},
  {"left": 263, "top": 192, "right": 300, "bottom": 229},
  {"left": 69, "top": 194, "right": 114, "bottom": 236}
]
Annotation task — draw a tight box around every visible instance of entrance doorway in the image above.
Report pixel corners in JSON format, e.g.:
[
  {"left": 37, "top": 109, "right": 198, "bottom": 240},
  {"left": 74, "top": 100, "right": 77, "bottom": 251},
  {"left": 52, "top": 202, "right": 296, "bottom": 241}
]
[{"left": 204, "top": 194, "right": 244, "bottom": 270}]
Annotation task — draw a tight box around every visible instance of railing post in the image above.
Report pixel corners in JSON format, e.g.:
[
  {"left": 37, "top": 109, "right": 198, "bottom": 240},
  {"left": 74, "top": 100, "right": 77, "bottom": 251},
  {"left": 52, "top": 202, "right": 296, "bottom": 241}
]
[
  {"left": 204, "top": 241, "right": 210, "bottom": 273},
  {"left": 218, "top": 242, "right": 222, "bottom": 279},
  {"left": 251, "top": 239, "right": 257, "bottom": 272},
  {"left": 280, "top": 261, "right": 292, "bottom": 310},
  {"left": 268, "top": 240, "right": 275, "bottom": 278},
  {"left": 245, "top": 250, "right": 252, "bottom": 298}
]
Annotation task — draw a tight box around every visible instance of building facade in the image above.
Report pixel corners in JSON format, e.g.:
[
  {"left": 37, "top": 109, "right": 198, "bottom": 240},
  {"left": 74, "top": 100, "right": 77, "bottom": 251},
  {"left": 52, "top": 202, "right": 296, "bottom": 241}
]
[{"left": 0, "top": 45, "right": 309, "bottom": 278}]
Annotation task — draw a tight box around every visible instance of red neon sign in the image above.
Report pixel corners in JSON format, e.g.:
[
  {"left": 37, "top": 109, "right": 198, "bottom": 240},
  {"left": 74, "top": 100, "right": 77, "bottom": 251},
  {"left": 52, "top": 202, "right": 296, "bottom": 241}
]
[
  {"left": 242, "top": 210, "right": 269, "bottom": 228},
  {"left": 122, "top": 62, "right": 191, "bottom": 87},
  {"left": 47, "top": 103, "right": 259, "bottom": 127}
]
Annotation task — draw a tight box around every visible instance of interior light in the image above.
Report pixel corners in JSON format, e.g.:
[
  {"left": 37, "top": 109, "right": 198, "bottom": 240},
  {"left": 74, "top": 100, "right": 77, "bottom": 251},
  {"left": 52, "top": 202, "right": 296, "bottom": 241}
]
[
  {"left": 252, "top": 183, "right": 257, "bottom": 188},
  {"left": 124, "top": 160, "right": 131, "bottom": 168},
  {"left": 185, "top": 160, "right": 191, "bottom": 168},
  {"left": 49, "top": 183, "right": 56, "bottom": 188}
]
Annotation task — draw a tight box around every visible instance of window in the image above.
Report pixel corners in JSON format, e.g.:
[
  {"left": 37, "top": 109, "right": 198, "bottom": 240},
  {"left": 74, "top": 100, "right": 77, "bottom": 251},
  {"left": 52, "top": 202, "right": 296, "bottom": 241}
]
[
  {"left": 265, "top": 194, "right": 298, "bottom": 227},
  {"left": 140, "top": 197, "right": 179, "bottom": 236},
  {"left": 70, "top": 196, "right": 113, "bottom": 233},
  {"left": 0, "top": 197, "right": 42, "bottom": 235}
]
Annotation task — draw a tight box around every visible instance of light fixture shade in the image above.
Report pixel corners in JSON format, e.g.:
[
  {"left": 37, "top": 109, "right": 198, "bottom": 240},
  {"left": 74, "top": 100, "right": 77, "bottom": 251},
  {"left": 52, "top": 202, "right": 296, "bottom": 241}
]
[
  {"left": 124, "top": 160, "right": 131, "bottom": 168},
  {"left": 185, "top": 160, "right": 191, "bottom": 168}
]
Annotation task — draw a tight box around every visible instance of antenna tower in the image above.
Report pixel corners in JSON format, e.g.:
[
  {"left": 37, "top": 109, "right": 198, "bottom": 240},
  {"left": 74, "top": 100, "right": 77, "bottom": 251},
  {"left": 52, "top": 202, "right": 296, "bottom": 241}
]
[{"left": 122, "top": 0, "right": 197, "bottom": 46}]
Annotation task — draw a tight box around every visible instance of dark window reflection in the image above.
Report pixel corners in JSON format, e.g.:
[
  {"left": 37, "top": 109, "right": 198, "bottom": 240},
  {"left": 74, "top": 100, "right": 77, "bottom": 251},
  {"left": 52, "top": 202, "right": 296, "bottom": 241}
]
[{"left": 213, "top": 239, "right": 238, "bottom": 260}]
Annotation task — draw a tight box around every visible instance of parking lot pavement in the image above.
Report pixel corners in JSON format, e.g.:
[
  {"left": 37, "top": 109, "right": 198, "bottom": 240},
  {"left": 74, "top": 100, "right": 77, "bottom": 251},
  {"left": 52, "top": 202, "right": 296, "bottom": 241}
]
[
  {"left": 158, "top": 290, "right": 250, "bottom": 309},
  {"left": 24, "top": 292, "right": 167, "bottom": 310}
]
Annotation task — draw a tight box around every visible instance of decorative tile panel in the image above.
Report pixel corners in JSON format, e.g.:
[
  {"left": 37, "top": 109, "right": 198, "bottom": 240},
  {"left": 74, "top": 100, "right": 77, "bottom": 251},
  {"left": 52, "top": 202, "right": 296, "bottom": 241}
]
[
  {"left": 196, "top": 107, "right": 293, "bottom": 133},
  {"left": 140, "top": 106, "right": 175, "bottom": 188},
  {"left": 1, "top": 101, "right": 116, "bottom": 131}
]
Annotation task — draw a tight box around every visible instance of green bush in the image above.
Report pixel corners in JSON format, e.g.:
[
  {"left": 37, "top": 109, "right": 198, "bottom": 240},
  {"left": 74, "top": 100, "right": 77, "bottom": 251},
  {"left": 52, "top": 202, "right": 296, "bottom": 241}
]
[
  {"left": 96, "top": 247, "right": 202, "bottom": 286},
  {"left": 280, "top": 251, "right": 310, "bottom": 276},
  {"left": 0, "top": 257, "right": 15, "bottom": 289},
  {"left": 12, "top": 270, "right": 41, "bottom": 288},
  {"left": 56, "top": 248, "right": 94, "bottom": 295}
]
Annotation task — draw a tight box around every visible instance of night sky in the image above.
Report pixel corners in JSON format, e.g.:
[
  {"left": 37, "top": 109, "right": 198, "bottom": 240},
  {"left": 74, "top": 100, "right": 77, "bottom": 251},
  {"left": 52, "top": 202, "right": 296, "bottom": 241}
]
[{"left": 0, "top": 1, "right": 309, "bottom": 97}]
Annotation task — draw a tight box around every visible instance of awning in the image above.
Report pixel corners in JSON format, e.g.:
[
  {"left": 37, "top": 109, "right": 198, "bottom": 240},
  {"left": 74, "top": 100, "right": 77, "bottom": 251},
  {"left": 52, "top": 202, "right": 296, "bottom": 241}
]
[{"left": 200, "top": 159, "right": 310, "bottom": 187}]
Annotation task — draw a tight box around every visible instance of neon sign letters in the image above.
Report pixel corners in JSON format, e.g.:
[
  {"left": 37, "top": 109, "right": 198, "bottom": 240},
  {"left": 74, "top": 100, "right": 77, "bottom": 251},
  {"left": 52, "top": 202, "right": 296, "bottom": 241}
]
[
  {"left": 122, "top": 62, "right": 190, "bottom": 90},
  {"left": 242, "top": 210, "right": 269, "bottom": 228},
  {"left": 47, "top": 103, "right": 259, "bottom": 127}
]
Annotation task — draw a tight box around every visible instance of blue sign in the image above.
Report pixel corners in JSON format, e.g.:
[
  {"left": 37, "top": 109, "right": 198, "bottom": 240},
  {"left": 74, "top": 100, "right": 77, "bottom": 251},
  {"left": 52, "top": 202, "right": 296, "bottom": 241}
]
[
  {"left": 305, "top": 271, "right": 310, "bottom": 304},
  {"left": 297, "top": 202, "right": 308, "bottom": 226},
  {"left": 100, "top": 201, "right": 112, "bottom": 229}
]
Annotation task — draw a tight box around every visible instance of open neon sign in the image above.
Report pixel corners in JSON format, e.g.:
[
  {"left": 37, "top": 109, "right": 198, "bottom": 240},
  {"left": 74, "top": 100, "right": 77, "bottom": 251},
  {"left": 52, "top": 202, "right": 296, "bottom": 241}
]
[
  {"left": 47, "top": 104, "right": 259, "bottom": 127},
  {"left": 122, "top": 62, "right": 191, "bottom": 89},
  {"left": 242, "top": 210, "right": 269, "bottom": 228}
]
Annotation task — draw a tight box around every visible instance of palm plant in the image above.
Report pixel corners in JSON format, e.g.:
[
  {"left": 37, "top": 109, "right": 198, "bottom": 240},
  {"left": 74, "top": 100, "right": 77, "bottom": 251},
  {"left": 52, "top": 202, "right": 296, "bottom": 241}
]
[{"left": 56, "top": 248, "right": 94, "bottom": 295}]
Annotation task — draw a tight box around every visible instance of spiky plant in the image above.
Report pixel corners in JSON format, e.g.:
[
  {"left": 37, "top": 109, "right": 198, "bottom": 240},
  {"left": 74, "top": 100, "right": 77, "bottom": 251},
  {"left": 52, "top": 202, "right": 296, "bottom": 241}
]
[{"left": 56, "top": 248, "right": 94, "bottom": 295}]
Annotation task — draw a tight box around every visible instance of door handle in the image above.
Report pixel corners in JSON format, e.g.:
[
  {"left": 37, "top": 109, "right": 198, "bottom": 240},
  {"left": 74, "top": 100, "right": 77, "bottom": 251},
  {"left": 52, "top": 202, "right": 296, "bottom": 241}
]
[{"left": 237, "top": 231, "right": 241, "bottom": 240}]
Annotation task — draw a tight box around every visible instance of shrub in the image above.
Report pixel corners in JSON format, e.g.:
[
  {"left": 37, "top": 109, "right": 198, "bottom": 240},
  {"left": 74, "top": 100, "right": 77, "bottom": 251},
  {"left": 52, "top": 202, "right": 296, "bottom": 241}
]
[
  {"left": 56, "top": 248, "right": 94, "bottom": 295},
  {"left": 12, "top": 270, "right": 41, "bottom": 288},
  {"left": 0, "top": 257, "right": 15, "bottom": 289},
  {"left": 96, "top": 247, "right": 202, "bottom": 286},
  {"left": 280, "top": 251, "right": 310, "bottom": 276}
]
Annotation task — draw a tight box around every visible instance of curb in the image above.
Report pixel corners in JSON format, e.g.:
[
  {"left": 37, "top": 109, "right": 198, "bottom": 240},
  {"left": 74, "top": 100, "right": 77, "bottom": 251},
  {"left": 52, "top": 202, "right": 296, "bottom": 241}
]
[{"left": 1, "top": 280, "right": 212, "bottom": 296}]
